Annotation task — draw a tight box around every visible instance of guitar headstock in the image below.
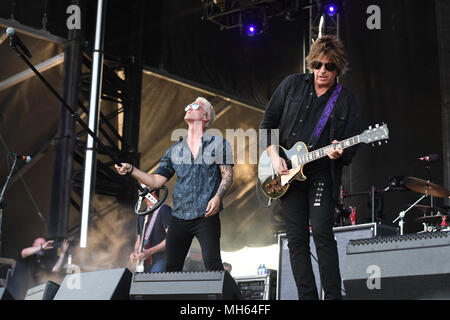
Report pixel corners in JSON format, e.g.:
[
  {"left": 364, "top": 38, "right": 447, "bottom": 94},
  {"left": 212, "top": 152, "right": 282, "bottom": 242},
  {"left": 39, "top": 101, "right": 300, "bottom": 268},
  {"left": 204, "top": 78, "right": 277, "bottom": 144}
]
[{"left": 360, "top": 123, "right": 389, "bottom": 146}]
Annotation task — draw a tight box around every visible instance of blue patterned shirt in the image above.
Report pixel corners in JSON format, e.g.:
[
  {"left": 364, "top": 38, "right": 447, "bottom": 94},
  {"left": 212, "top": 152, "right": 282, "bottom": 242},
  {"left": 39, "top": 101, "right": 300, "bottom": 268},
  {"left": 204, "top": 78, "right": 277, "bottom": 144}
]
[{"left": 154, "top": 133, "right": 234, "bottom": 220}]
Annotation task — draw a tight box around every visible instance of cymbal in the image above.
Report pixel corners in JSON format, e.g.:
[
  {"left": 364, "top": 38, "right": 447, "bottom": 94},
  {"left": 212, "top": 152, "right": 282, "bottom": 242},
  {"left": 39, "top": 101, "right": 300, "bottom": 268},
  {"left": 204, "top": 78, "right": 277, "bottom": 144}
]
[
  {"left": 416, "top": 215, "right": 448, "bottom": 223},
  {"left": 403, "top": 177, "right": 450, "bottom": 198},
  {"left": 404, "top": 204, "right": 449, "bottom": 214}
]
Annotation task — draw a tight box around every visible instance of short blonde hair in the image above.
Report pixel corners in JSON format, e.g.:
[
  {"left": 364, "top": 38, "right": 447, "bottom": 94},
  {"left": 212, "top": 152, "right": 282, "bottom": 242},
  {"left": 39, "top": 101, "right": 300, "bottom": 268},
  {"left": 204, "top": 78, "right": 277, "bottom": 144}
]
[
  {"left": 306, "top": 36, "right": 348, "bottom": 76},
  {"left": 196, "top": 97, "right": 216, "bottom": 128}
]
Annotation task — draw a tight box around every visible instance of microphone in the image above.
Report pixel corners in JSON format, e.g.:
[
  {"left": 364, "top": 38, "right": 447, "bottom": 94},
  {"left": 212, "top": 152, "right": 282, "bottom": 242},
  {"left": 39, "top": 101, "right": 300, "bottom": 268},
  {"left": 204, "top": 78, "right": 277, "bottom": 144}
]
[
  {"left": 418, "top": 154, "right": 440, "bottom": 162},
  {"left": 6, "top": 27, "right": 32, "bottom": 58},
  {"left": 10, "top": 153, "right": 32, "bottom": 163}
]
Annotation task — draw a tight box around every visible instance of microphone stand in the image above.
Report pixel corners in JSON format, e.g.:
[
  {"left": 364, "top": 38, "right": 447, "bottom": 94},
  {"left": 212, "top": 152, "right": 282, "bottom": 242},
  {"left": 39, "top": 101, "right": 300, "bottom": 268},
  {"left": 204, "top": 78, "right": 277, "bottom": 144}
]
[
  {"left": 0, "top": 157, "right": 18, "bottom": 254},
  {"left": 7, "top": 35, "right": 148, "bottom": 195},
  {"left": 425, "top": 161, "right": 434, "bottom": 209}
]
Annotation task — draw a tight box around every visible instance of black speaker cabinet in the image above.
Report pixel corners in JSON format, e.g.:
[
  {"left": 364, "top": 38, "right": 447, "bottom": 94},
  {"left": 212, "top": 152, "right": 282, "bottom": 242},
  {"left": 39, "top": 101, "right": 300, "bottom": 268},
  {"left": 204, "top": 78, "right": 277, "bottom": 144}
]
[
  {"left": 343, "top": 232, "right": 450, "bottom": 300},
  {"left": 54, "top": 268, "right": 132, "bottom": 300},
  {"left": 277, "top": 223, "right": 397, "bottom": 300},
  {"left": 0, "top": 287, "right": 14, "bottom": 300},
  {"left": 129, "top": 271, "right": 242, "bottom": 300},
  {"left": 25, "top": 281, "right": 60, "bottom": 300}
]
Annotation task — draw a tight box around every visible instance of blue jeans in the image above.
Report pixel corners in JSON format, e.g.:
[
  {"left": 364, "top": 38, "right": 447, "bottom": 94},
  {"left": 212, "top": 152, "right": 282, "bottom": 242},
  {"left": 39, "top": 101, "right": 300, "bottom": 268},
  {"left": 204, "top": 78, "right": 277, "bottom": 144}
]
[{"left": 145, "top": 258, "right": 166, "bottom": 273}]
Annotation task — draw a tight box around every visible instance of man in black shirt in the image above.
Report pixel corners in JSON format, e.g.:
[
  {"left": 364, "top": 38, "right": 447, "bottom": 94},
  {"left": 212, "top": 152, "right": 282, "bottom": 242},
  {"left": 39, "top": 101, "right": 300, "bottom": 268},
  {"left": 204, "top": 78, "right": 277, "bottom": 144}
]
[
  {"left": 260, "top": 36, "right": 360, "bottom": 300},
  {"left": 7, "top": 237, "right": 69, "bottom": 299}
]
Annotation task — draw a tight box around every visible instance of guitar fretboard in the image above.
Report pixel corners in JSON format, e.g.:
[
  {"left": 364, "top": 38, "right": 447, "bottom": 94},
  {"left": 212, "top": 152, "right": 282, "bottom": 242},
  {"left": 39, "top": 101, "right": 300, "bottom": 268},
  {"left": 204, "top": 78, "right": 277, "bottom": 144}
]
[{"left": 292, "top": 135, "right": 361, "bottom": 166}]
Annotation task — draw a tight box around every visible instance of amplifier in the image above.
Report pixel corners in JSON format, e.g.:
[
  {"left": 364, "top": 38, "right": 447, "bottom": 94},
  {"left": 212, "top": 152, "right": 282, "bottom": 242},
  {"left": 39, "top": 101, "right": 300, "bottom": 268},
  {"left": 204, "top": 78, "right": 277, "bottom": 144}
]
[
  {"left": 343, "top": 232, "right": 450, "bottom": 299},
  {"left": 25, "top": 281, "right": 60, "bottom": 300},
  {"left": 129, "top": 271, "right": 242, "bottom": 300},
  {"left": 234, "top": 270, "right": 277, "bottom": 300},
  {"left": 277, "top": 223, "right": 397, "bottom": 300},
  {"left": 54, "top": 268, "right": 132, "bottom": 300}
]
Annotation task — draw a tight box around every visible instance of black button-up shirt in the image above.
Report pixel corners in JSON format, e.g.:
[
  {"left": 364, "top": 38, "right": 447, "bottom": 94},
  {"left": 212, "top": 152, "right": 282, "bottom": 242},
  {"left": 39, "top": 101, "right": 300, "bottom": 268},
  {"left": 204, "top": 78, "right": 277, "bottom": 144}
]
[
  {"left": 285, "top": 78, "right": 338, "bottom": 177},
  {"left": 259, "top": 73, "right": 361, "bottom": 197},
  {"left": 155, "top": 133, "right": 234, "bottom": 220}
]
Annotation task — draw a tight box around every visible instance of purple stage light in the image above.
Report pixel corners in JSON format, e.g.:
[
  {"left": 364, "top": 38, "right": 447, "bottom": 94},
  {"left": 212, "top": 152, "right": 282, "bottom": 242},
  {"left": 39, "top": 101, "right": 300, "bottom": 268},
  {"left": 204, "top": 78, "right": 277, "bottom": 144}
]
[
  {"left": 247, "top": 25, "right": 257, "bottom": 36},
  {"left": 326, "top": 3, "right": 337, "bottom": 16}
]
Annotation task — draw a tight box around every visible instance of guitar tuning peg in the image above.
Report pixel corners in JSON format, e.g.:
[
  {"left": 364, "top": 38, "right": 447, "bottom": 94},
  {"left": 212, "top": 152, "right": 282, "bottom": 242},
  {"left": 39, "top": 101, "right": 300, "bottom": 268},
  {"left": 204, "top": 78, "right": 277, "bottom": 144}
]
[
  {"left": 371, "top": 143, "right": 375, "bottom": 147},
  {"left": 375, "top": 124, "right": 379, "bottom": 128},
  {"left": 385, "top": 140, "right": 388, "bottom": 144},
  {"left": 378, "top": 141, "right": 382, "bottom": 146},
  {"left": 369, "top": 126, "right": 372, "bottom": 129}
]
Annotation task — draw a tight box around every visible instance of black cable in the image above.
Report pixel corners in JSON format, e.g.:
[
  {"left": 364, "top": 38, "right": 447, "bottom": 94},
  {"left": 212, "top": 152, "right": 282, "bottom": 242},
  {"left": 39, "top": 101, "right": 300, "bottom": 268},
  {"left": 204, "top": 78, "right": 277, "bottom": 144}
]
[{"left": 255, "top": 177, "right": 272, "bottom": 208}]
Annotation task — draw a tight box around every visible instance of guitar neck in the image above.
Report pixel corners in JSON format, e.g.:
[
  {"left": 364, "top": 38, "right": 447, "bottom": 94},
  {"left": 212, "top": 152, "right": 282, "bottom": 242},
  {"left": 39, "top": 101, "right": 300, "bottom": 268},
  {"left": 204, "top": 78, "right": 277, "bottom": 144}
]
[{"left": 298, "top": 135, "right": 361, "bottom": 165}]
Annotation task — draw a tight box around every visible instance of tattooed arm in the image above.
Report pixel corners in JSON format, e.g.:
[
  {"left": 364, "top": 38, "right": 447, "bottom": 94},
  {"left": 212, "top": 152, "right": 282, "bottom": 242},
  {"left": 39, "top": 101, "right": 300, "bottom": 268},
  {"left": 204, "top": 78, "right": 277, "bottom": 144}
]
[
  {"left": 205, "top": 165, "right": 234, "bottom": 218},
  {"left": 216, "top": 164, "right": 234, "bottom": 199}
]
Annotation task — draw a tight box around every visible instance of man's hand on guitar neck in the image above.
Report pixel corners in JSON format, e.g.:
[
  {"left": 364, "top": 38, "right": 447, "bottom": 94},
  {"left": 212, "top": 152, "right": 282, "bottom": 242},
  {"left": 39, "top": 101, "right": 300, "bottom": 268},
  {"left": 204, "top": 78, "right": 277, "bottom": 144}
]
[
  {"left": 326, "top": 140, "right": 344, "bottom": 160},
  {"left": 138, "top": 248, "right": 153, "bottom": 261}
]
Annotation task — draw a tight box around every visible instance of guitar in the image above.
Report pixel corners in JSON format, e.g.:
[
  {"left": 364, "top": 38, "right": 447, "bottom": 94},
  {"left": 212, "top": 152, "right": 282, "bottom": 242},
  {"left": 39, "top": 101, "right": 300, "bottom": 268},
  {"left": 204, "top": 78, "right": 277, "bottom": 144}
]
[
  {"left": 135, "top": 214, "right": 149, "bottom": 273},
  {"left": 134, "top": 186, "right": 160, "bottom": 273},
  {"left": 257, "top": 124, "right": 389, "bottom": 199}
]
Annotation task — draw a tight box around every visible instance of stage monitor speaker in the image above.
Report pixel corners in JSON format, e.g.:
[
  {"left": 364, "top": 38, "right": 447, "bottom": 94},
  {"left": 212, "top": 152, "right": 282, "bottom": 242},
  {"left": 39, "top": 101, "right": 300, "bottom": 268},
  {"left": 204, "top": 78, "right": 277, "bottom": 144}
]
[
  {"left": 54, "top": 268, "right": 132, "bottom": 300},
  {"left": 277, "top": 223, "right": 397, "bottom": 300},
  {"left": 25, "top": 281, "right": 60, "bottom": 300},
  {"left": 343, "top": 232, "right": 450, "bottom": 300},
  {"left": 0, "top": 287, "right": 14, "bottom": 300},
  {"left": 129, "top": 271, "right": 242, "bottom": 300}
]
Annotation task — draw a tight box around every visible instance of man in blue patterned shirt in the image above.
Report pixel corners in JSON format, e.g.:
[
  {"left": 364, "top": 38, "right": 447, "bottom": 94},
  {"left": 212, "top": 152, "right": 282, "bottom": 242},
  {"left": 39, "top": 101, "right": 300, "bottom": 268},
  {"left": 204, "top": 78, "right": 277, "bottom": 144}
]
[{"left": 116, "top": 97, "right": 234, "bottom": 272}]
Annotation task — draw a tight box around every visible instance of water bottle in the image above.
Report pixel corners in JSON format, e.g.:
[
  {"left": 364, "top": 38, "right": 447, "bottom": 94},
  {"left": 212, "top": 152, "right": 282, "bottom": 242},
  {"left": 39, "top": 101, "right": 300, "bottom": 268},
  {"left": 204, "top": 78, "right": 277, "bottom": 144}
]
[
  {"left": 262, "top": 264, "right": 267, "bottom": 275},
  {"left": 257, "top": 264, "right": 262, "bottom": 275}
]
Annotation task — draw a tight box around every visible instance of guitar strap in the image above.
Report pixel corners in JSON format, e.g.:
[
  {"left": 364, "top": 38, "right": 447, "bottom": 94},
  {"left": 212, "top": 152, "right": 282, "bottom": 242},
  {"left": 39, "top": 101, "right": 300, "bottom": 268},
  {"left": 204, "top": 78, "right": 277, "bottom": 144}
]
[
  {"left": 142, "top": 206, "right": 161, "bottom": 267},
  {"left": 308, "top": 83, "right": 343, "bottom": 149}
]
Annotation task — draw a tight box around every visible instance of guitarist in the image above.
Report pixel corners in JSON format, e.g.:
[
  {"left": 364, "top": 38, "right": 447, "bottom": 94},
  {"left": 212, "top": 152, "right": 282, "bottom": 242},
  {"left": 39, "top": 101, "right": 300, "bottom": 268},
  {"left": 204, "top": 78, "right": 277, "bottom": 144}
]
[
  {"left": 259, "top": 36, "right": 361, "bottom": 300},
  {"left": 130, "top": 187, "right": 172, "bottom": 273}
]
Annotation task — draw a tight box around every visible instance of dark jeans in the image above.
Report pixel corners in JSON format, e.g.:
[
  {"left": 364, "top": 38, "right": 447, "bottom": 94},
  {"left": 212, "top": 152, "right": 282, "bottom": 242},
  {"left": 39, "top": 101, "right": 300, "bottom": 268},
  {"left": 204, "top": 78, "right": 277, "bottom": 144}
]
[
  {"left": 280, "top": 178, "right": 342, "bottom": 300},
  {"left": 165, "top": 214, "right": 224, "bottom": 272}
]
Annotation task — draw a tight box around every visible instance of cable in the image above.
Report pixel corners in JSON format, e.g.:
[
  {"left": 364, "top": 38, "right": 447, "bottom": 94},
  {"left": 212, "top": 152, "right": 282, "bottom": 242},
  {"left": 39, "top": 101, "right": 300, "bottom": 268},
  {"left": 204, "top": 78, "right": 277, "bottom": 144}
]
[{"left": 255, "top": 177, "right": 273, "bottom": 208}]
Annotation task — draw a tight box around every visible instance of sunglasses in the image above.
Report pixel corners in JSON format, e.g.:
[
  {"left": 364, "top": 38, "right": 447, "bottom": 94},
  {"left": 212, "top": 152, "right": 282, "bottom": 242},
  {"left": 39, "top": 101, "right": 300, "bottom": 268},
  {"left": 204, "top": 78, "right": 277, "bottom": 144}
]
[
  {"left": 185, "top": 103, "right": 202, "bottom": 112},
  {"left": 185, "top": 103, "right": 209, "bottom": 116},
  {"left": 311, "top": 61, "right": 337, "bottom": 72}
]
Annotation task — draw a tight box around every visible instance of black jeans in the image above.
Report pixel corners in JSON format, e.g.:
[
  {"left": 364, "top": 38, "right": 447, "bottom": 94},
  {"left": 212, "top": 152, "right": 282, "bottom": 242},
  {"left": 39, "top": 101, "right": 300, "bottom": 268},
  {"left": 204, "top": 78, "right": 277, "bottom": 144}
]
[
  {"left": 165, "top": 214, "right": 224, "bottom": 272},
  {"left": 280, "top": 178, "right": 342, "bottom": 300}
]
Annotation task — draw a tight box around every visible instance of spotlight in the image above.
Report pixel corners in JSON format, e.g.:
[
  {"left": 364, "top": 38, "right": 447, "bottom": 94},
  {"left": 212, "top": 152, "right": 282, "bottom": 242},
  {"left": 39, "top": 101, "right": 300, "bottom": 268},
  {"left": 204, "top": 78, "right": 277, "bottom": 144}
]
[
  {"left": 242, "top": 8, "right": 266, "bottom": 37},
  {"left": 246, "top": 24, "right": 257, "bottom": 36},
  {"left": 325, "top": 2, "right": 338, "bottom": 16}
]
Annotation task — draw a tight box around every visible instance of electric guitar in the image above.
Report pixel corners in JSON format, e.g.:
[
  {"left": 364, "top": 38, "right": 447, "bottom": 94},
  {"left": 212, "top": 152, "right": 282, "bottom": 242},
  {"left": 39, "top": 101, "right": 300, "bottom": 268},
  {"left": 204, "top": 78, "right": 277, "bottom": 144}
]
[
  {"left": 257, "top": 124, "right": 389, "bottom": 199},
  {"left": 134, "top": 186, "right": 160, "bottom": 273},
  {"left": 135, "top": 214, "right": 149, "bottom": 273}
]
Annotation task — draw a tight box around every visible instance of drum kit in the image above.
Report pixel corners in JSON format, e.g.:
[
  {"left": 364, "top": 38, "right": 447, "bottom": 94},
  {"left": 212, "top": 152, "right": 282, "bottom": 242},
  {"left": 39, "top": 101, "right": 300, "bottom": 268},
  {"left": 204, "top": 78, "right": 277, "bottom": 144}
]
[{"left": 393, "top": 177, "right": 450, "bottom": 235}]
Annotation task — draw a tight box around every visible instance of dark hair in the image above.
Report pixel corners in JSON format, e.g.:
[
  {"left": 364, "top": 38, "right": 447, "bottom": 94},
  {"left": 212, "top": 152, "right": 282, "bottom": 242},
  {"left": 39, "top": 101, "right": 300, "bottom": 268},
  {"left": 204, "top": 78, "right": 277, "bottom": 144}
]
[{"left": 306, "top": 36, "right": 348, "bottom": 76}]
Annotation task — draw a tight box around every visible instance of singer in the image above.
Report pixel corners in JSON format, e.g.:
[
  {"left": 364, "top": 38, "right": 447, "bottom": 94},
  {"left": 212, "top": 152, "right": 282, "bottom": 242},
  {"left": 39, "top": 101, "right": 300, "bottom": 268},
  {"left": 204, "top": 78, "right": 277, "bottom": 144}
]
[{"left": 115, "top": 97, "right": 234, "bottom": 272}]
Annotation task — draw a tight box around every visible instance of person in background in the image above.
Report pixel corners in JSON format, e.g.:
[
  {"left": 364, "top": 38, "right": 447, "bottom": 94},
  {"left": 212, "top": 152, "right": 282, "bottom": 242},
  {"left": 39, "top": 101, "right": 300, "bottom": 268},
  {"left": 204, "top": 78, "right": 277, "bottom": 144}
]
[{"left": 6, "top": 237, "right": 69, "bottom": 299}]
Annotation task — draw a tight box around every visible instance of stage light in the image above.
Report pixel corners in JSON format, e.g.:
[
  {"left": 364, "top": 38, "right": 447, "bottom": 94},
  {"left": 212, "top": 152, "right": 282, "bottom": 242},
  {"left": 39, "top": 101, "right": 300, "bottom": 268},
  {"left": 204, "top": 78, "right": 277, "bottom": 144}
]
[
  {"left": 246, "top": 24, "right": 257, "bottom": 36},
  {"left": 242, "top": 8, "right": 266, "bottom": 37},
  {"left": 325, "top": 2, "right": 338, "bottom": 16}
]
